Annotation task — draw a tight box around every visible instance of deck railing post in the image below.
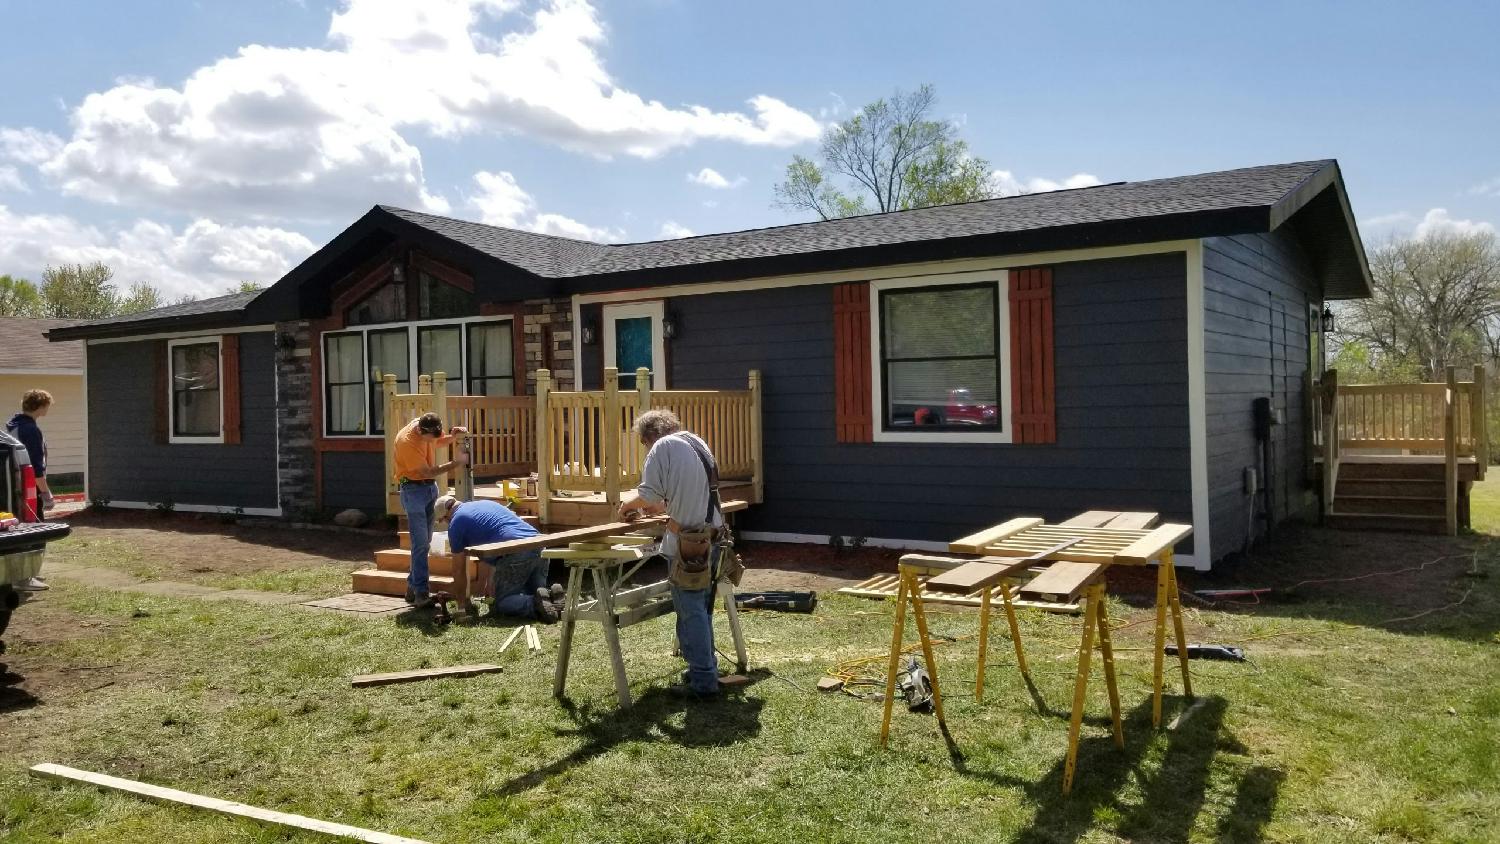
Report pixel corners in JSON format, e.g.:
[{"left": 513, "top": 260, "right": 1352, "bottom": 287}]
[
  {"left": 1321, "top": 368, "right": 1338, "bottom": 519},
  {"left": 1445, "top": 365, "right": 1458, "bottom": 536},
  {"left": 433, "top": 372, "right": 448, "bottom": 491},
  {"left": 749, "top": 369, "right": 764, "bottom": 504},
  {"left": 382, "top": 374, "right": 399, "bottom": 515},
  {"left": 1473, "top": 363, "right": 1488, "bottom": 479},
  {"left": 418, "top": 374, "right": 432, "bottom": 395},
  {"left": 635, "top": 367, "right": 651, "bottom": 479},
  {"left": 536, "top": 368, "right": 552, "bottom": 525},
  {"left": 604, "top": 367, "right": 621, "bottom": 508}
]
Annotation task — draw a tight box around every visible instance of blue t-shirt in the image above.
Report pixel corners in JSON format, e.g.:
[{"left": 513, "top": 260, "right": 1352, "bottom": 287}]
[
  {"left": 446, "top": 500, "right": 538, "bottom": 555},
  {"left": 5, "top": 413, "right": 45, "bottom": 477}
]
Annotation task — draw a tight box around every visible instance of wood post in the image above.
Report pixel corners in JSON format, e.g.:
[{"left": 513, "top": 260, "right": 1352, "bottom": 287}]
[
  {"left": 1473, "top": 363, "right": 1488, "bottom": 480},
  {"left": 1321, "top": 368, "right": 1338, "bottom": 518},
  {"left": 535, "top": 368, "right": 552, "bottom": 525},
  {"left": 749, "top": 369, "right": 764, "bottom": 504},
  {"left": 383, "top": 374, "right": 399, "bottom": 515},
  {"left": 603, "top": 367, "right": 621, "bottom": 508},
  {"left": 418, "top": 374, "right": 432, "bottom": 395},
  {"left": 1445, "top": 365, "right": 1458, "bottom": 535},
  {"left": 433, "top": 371, "right": 448, "bottom": 491}
]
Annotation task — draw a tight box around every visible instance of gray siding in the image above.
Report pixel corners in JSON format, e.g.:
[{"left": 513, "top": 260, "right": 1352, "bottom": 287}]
[
  {"left": 322, "top": 451, "right": 386, "bottom": 511},
  {"left": 88, "top": 334, "right": 279, "bottom": 510},
  {"left": 655, "top": 253, "right": 1194, "bottom": 548},
  {"left": 1203, "top": 232, "right": 1322, "bottom": 561}
]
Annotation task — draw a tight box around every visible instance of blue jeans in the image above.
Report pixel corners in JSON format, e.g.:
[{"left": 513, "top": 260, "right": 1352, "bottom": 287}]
[
  {"left": 672, "top": 584, "right": 718, "bottom": 692},
  {"left": 399, "top": 482, "right": 439, "bottom": 595},
  {"left": 484, "top": 550, "right": 547, "bottom": 618}
]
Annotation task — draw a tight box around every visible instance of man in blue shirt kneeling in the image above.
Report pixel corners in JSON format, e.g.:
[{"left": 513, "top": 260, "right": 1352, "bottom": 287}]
[{"left": 434, "top": 496, "right": 561, "bottom": 623}]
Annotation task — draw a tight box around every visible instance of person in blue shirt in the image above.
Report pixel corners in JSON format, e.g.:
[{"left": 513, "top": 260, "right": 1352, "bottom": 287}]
[
  {"left": 7, "top": 389, "right": 54, "bottom": 593},
  {"left": 434, "top": 496, "right": 560, "bottom": 622}
]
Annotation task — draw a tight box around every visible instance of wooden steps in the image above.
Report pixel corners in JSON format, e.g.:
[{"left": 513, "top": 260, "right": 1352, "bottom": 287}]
[
  {"left": 373, "top": 548, "right": 464, "bottom": 576},
  {"left": 1325, "top": 512, "right": 1446, "bottom": 534},
  {"left": 352, "top": 569, "right": 459, "bottom": 597},
  {"left": 1326, "top": 457, "right": 1470, "bottom": 533},
  {"left": 1333, "top": 495, "right": 1446, "bottom": 517}
]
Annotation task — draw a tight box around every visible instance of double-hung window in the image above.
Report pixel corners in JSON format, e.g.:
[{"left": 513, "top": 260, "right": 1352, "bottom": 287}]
[
  {"left": 322, "top": 317, "right": 514, "bottom": 436},
  {"left": 168, "top": 338, "right": 223, "bottom": 442},
  {"left": 874, "top": 278, "right": 1008, "bottom": 441}
]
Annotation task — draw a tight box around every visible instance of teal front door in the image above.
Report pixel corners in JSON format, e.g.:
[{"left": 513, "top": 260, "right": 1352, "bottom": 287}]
[{"left": 615, "top": 316, "right": 653, "bottom": 389}]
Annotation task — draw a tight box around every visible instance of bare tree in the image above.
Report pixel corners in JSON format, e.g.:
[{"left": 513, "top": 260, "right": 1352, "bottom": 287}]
[
  {"left": 773, "top": 84, "right": 993, "bottom": 220},
  {"left": 1337, "top": 231, "right": 1500, "bottom": 380}
]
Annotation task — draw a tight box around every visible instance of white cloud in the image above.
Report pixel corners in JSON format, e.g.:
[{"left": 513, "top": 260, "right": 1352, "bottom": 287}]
[
  {"left": 1413, "top": 208, "right": 1496, "bottom": 239},
  {"left": 0, "top": 166, "right": 27, "bottom": 193},
  {"left": 1361, "top": 212, "right": 1416, "bottom": 230},
  {"left": 469, "top": 170, "right": 621, "bottom": 242},
  {"left": 657, "top": 221, "right": 694, "bottom": 239},
  {"left": 0, "top": 204, "right": 314, "bottom": 299},
  {"left": 989, "top": 169, "right": 1103, "bottom": 196},
  {"left": 687, "top": 167, "right": 746, "bottom": 190},
  {"left": 2, "top": 0, "right": 817, "bottom": 225},
  {"left": 1466, "top": 177, "right": 1500, "bottom": 197}
]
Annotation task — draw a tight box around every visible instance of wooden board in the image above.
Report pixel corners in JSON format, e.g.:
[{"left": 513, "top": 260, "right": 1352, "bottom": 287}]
[
  {"left": 351, "top": 664, "right": 503, "bottom": 688},
  {"left": 1103, "top": 511, "right": 1160, "bottom": 530},
  {"left": 1018, "top": 562, "right": 1104, "bottom": 602},
  {"left": 922, "top": 559, "right": 1031, "bottom": 593},
  {"left": 466, "top": 500, "right": 746, "bottom": 556},
  {"left": 30, "top": 764, "right": 430, "bottom": 844},
  {"left": 1113, "top": 523, "right": 1194, "bottom": 564},
  {"left": 1059, "top": 510, "right": 1118, "bottom": 527},
  {"left": 948, "top": 517, "right": 1044, "bottom": 554}
]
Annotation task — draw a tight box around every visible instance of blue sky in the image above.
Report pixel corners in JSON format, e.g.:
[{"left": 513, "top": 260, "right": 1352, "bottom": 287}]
[{"left": 1, "top": 0, "right": 1497, "bottom": 298}]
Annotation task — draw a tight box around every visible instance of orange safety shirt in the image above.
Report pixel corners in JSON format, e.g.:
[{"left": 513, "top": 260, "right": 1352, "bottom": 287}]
[{"left": 392, "top": 418, "right": 436, "bottom": 483}]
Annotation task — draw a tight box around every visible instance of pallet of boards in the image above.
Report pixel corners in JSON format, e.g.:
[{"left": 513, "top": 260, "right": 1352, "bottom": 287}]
[{"left": 837, "top": 570, "right": 1081, "bottom": 614}]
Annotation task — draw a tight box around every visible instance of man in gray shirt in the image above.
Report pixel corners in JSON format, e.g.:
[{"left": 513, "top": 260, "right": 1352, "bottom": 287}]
[{"left": 617, "top": 409, "right": 724, "bottom": 698}]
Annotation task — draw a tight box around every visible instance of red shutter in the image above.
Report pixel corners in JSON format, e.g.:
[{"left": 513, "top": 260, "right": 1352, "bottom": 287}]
[
  {"left": 154, "top": 341, "right": 169, "bottom": 444},
  {"left": 1009, "top": 268, "right": 1056, "bottom": 444},
  {"left": 221, "top": 334, "right": 241, "bottom": 444},
  {"left": 833, "top": 282, "right": 873, "bottom": 443}
]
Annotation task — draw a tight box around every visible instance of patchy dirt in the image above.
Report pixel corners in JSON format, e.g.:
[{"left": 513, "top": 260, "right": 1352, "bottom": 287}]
[
  {"left": 50, "top": 508, "right": 389, "bottom": 579},
  {"left": 737, "top": 541, "right": 904, "bottom": 593},
  {"left": 0, "top": 601, "right": 137, "bottom": 717}
]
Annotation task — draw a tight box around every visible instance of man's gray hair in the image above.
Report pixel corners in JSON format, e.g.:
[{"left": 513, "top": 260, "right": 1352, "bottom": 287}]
[{"left": 633, "top": 409, "right": 682, "bottom": 441}]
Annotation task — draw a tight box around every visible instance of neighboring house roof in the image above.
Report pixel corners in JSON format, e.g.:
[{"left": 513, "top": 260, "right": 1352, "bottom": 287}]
[
  {"left": 0, "top": 318, "right": 83, "bottom": 371},
  {"left": 48, "top": 159, "right": 1372, "bottom": 342},
  {"left": 47, "top": 291, "right": 263, "bottom": 342}
]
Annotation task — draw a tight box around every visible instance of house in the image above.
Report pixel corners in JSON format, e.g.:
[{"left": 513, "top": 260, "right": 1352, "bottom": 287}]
[
  {"left": 1, "top": 318, "right": 85, "bottom": 490},
  {"left": 48, "top": 159, "right": 1373, "bottom": 568}
]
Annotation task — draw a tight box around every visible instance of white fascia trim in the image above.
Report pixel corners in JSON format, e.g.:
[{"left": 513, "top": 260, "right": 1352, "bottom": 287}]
[
  {"left": 1185, "top": 240, "right": 1212, "bottom": 571},
  {"left": 569, "top": 239, "right": 1200, "bottom": 388},
  {"left": 0, "top": 368, "right": 81, "bottom": 375},
  {"left": 104, "top": 500, "right": 283, "bottom": 518},
  {"left": 85, "top": 325, "right": 274, "bottom": 345},
  {"left": 868, "top": 273, "right": 1012, "bottom": 444},
  {"left": 739, "top": 530, "right": 950, "bottom": 553}
]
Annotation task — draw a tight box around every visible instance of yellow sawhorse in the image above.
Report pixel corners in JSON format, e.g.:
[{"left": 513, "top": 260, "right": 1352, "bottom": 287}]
[{"left": 877, "top": 556, "right": 1126, "bottom": 794}]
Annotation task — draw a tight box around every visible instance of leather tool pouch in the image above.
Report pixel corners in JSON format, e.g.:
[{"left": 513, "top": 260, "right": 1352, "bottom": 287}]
[{"left": 671, "top": 527, "right": 715, "bottom": 591}]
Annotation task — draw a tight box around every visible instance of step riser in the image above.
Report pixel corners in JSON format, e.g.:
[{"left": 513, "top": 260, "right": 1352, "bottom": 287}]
[
  {"left": 1333, "top": 497, "right": 1445, "bottom": 517},
  {"left": 1326, "top": 514, "right": 1445, "bottom": 534},
  {"left": 1336, "top": 463, "right": 1445, "bottom": 480},
  {"left": 374, "top": 549, "right": 463, "bottom": 576},
  {"left": 1336, "top": 480, "right": 1445, "bottom": 497},
  {"left": 351, "top": 570, "right": 485, "bottom": 597}
]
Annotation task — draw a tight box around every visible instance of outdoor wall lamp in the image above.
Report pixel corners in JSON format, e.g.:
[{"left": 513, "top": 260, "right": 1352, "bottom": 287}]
[
  {"left": 662, "top": 314, "right": 678, "bottom": 340},
  {"left": 581, "top": 321, "right": 597, "bottom": 345},
  {"left": 1320, "top": 304, "right": 1335, "bottom": 334},
  {"left": 392, "top": 264, "right": 405, "bottom": 283}
]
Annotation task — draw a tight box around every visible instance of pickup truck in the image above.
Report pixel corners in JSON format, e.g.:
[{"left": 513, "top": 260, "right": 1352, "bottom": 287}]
[
  {"left": 894, "top": 388, "right": 1000, "bottom": 427},
  {"left": 0, "top": 428, "right": 70, "bottom": 670}
]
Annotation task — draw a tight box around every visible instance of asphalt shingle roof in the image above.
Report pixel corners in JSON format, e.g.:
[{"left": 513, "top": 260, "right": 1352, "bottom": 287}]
[{"left": 0, "top": 318, "right": 82, "bottom": 370}]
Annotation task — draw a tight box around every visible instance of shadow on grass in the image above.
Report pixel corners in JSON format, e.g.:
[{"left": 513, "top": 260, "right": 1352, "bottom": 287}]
[
  {"left": 485, "top": 674, "right": 769, "bottom": 798},
  {"left": 64, "top": 508, "right": 387, "bottom": 563}
]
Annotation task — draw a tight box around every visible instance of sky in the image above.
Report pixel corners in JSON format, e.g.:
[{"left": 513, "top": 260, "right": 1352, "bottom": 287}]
[{"left": 1, "top": 0, "right": 1497, "bottom": 300}]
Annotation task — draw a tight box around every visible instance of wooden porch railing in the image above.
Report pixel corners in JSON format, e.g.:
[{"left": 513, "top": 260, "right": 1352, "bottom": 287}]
[
  {"left": 1316, "top": 364, "right": 1488, "bottom": 535},
  {"left": 534, "top": 366, "right": 763, "bottom": 523}
]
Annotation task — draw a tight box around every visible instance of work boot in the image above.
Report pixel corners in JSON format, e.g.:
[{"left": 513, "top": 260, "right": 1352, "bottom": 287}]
[
  {"left": 18, "top": 577, "right": 48, "bottom": 592},
  {"left": 549, "top": 583, "right": 565, "bottom": 602},
  {"left": 532, "top": 592, "right": 560, "bottom": 624}
]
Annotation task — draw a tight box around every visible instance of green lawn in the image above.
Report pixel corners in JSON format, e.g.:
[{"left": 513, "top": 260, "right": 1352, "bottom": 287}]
[{"left": 2, "top": 494, "right": 1499, "bottom": 843}]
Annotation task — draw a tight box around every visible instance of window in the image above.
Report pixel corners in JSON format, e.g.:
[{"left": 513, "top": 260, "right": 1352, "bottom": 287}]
[
  {"left": 418, "top": 270, "right": 475, "bottom": 320},
  {"left": 467, "top": 322, "right": 515, "bottom": 396},
  {"left": 321, "top": 317, "right": 515, "bottom": 436},
  {"left": 325, "top": 333, "right": 365, "bottom": 434},
  {"left": 877, "top": 280, "right": 1005, "bottom": 435},
  {"left": 346, "top": 279, "right": 405, "bottom": 326},
  {"left": 169, "top": 339, "right": 222, "bottom": 441}
]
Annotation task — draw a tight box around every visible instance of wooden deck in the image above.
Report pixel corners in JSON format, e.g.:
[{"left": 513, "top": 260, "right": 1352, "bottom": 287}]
[{"left": 479, "top": 479, "right": 756, "bottom": 529}]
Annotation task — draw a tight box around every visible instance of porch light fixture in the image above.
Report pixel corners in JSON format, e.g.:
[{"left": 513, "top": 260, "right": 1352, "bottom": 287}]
[
  {"left": 581, "top": 321, "right": 597, "bottom": 345},
  {"left": 392, "top": 264, "right": 405, "bottom": 283},
  {"left": 662, "top": 314, "right": 678, "bottom": 340},
  {"left": 1320, "top": 304, "right": 1335, "bottom": 334}
]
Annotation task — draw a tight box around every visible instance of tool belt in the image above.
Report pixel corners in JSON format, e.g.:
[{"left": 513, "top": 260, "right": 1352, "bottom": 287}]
[{"left": 662, "top": 433, "right": 746, "bottom": 591}]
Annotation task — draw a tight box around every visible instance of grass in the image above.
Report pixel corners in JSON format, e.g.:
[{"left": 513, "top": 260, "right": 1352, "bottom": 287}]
[{"left": 3, "top": 496, "right": 1500, "bottom": 842}]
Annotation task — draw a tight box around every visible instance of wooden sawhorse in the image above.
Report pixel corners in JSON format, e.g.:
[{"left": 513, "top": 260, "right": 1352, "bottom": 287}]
[{"left": 546, "top": 537, "right": 749, "bottom": 707}]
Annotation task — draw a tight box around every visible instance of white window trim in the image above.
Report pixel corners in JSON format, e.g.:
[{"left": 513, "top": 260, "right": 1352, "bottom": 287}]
[
  {"left": 602, "top": 300, "right": 667, "bottom": 390},
  {"left": 167, "top": 336, "right": 225, "bottom": 445},
  {"left": 869, "top": 273, "right": 1012, "bottom": 444},
  {"left": 320, "top": 315, "right": 515, "bottom": 439}
]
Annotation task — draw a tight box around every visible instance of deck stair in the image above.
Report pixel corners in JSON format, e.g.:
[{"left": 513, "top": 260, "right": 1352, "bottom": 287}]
[{"left": 1326, "top": 461, "right": 1466, "bottom": 534}]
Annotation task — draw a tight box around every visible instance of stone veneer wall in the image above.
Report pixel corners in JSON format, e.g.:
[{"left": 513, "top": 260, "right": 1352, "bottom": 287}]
[
  {"left": 522, "top": 297, "right": 574, "bottom": 392},
  {"left": 274, "top": 319, "right": 317, "bottom": 517}
]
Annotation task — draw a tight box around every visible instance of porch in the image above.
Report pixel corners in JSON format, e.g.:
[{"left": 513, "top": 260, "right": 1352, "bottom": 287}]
[{"left": 1315, "top": 365, "right": 1489, "bottom": 534}]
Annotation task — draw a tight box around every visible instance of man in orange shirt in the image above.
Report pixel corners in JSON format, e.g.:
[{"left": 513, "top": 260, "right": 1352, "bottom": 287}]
[{"left": 393, "top": 412, "right": 467, "bottom": 607}]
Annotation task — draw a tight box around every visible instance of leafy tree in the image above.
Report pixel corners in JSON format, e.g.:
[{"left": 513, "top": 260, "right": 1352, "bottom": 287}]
[
  {"left": 39, "top": 262, "right": 119, "bottom": 319},
  {"left": 119, "top": 282, "right": 166, "bottom": 315},
  {"left": 1335, "top": 231, "right": 1500, "bottom": 381},
  {"left": 232, "top": 281, "right": 265, "bottom": 293},
  {"left": 773, "top": 84, "right": 994, "bottom": 220},
  {"left": 0, "top": 275, "right": 42, "bottom": 317}
]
